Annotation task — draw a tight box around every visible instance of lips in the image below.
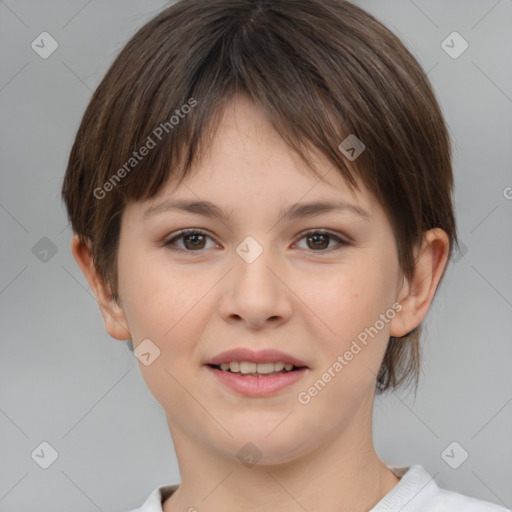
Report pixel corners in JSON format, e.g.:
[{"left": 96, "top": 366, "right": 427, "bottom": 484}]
[
  {"left": 204, "top": 348, "right": 309, "bottom": 397},
  {"left": 205, "top": 348, "right": 308, "bottom": 368}
]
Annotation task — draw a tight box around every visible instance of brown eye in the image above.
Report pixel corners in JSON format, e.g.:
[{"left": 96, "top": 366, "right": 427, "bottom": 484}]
[
  {"left": 295, "top": 230, "right": 349, "bottom": 252},
  {"left": 164, "top": 229, "right": 216, "bottom": 252}
]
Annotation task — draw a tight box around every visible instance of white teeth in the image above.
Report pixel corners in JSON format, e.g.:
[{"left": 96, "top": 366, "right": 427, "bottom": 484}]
[
  {"left": 255, "top": 363, "right": 274, "bottom": 374},
  {"left": 239, "top": 362, "right": 256, "bottom": 374},
  {"left": 216, "top": 361, "right": 296, "bottom": 374}
]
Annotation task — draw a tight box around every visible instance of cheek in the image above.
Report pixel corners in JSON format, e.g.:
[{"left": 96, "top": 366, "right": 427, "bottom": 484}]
[
  {"left": 122, "top": 269, "right": 205, "bottom": 346},
  {"left": 299, "top": 261, "right": 389, "bottom": 336},
  {"left": 118, "top": 257, "right": 215, "bottom": 407},
  {"left": 117, "top": 246, "right": 188, "bottom": 343},
  {"left": 296, "top": 257, "right": 396, "bottom": 384}
]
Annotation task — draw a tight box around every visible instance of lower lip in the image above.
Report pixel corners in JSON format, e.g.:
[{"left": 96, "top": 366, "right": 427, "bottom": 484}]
[{"left": 206, "top": 366, "right": 308, "bottom": 397}]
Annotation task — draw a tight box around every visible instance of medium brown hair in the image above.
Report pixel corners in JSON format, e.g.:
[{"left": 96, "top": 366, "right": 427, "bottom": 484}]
[{"left": 61, "top": 0, "right": 459, "bottom": 394}]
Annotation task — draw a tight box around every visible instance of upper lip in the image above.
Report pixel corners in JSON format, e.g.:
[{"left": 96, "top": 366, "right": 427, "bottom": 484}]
[{"left": 206, "top": 348, "right": 308, "bottom": 367}]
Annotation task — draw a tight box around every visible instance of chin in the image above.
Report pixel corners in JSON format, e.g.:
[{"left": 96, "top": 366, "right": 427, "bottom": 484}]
[{"left": 214, "top": 427, "right": 313, "bottom": 467}]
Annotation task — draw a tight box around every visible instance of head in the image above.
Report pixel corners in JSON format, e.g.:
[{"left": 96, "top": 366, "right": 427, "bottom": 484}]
[{"left": 63, "top": 0, "right": 457, "bottom": 463}]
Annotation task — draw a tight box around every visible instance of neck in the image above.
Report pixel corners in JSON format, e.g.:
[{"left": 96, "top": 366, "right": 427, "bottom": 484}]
[{"left": 162, "top": 405, "right": 400, "bottom": 512}]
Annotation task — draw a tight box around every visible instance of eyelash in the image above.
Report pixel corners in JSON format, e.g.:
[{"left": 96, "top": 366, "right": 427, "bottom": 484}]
[{"left": 163, "top": 228, "right": 350, "bottom": 254}]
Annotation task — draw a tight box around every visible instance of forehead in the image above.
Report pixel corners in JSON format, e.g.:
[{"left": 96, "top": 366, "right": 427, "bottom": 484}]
[{"left": 127, "top": 95, "right": 379, "bottom": 223}]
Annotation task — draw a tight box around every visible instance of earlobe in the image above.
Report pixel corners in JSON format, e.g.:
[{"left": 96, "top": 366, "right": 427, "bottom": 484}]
[
  {"left": 70, "top": 234, "right": 131, "bottom": 341},
  {"left": 389, "top": 228, "right": 450, "bottom": 338}
]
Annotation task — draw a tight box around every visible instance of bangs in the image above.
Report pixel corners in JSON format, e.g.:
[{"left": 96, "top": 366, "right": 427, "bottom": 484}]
[{"left": 80, "top": 0, "right": 431, "bottom": 209}]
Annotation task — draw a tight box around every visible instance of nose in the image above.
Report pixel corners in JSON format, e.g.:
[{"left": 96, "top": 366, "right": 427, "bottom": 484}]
[{"left": 217, "top": 244, "right": 293, "bottom": 329}]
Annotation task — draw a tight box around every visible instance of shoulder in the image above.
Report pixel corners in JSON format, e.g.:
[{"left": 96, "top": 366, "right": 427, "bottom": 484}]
[
  {"left": 126, "top": 483, "right": 179, "bottom": 512},
  {"left": 372, "top": 464, "right": 510, "bottom": 512},
  {"left": 421, "top": 486, "right": 509, "bottom": 511}
]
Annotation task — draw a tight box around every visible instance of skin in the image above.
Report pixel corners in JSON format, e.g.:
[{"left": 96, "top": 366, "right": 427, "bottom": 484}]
[{"left": 72, "top": 94, "right": 450, "bottom": 512}]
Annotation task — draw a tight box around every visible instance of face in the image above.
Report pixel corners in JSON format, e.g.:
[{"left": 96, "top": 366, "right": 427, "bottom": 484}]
[{"left": 108, "top": 95, "right": 409, "bottom": 465}]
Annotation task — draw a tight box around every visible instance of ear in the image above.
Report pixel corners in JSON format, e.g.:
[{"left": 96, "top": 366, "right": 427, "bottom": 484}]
[
  {"left": 70, "top": 234, "right": 131, "bottom": 341},
  {"left": 390, "top": 228, "right": 450, "bottom": 338}
]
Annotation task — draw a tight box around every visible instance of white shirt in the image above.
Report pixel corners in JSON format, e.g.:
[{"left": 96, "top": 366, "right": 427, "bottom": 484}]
[{"left": 127, "top": 464, "right": 510, "bottom": 512}]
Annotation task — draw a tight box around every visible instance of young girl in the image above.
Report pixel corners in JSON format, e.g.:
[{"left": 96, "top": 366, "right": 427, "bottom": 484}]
[{"left": 61, "top": 0, "right": 509, "bottom": 510}]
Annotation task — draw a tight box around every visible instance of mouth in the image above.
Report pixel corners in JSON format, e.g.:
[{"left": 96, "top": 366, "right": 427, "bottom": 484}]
[{"left": 204, "top": 348, "right": 309, "bottom": 396}]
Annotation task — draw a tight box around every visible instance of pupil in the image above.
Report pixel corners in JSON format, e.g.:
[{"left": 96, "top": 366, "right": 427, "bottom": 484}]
[
  {"left": 308, "top": 233, "right": 328, "bottom": 250},
  {"left": 184, "top": 234, "right": 205, "bottom": 250}
]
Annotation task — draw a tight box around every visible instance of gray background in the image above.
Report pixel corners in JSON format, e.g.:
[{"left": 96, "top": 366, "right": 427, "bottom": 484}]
[{"left": 1, "top": 1, "right": 511, "bottom": 511}]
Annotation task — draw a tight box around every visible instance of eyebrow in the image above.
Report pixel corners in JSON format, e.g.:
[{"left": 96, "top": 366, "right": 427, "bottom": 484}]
[{"left": 143, "top": 198, "right": 371, "bottom": 222}]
